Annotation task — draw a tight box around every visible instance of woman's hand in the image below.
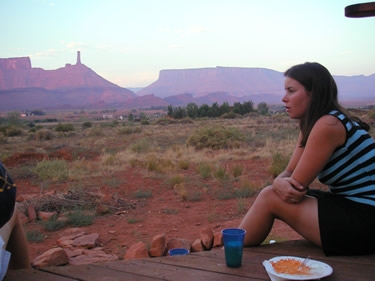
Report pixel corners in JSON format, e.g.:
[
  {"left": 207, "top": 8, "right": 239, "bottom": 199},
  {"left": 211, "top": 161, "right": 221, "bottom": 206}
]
[{"left": 272, "top": 176, "right": 307, "bottom": 204}]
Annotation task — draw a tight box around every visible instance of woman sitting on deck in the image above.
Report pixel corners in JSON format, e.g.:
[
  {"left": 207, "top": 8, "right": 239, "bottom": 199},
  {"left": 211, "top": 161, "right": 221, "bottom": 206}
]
[{"left": 239, "top": 62, "right": 375, "bottom": 256}]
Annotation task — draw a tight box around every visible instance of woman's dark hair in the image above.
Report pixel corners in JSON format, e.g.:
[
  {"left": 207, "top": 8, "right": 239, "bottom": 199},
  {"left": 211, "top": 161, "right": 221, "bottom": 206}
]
[{"left": 284, "top": 62, "right": 369, "bottom": 147}]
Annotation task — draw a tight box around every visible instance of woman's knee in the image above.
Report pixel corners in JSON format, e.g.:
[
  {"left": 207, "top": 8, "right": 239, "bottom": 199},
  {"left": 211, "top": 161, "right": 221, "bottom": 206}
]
[{"left": 256, "top": 185, "right": 278, "bottom": 202}]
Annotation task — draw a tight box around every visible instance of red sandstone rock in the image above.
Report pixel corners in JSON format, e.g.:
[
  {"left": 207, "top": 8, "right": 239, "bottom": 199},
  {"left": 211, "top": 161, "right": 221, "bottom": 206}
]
[
  {"left": 57, "top": 232, "right": 86, "bottom": 243},
  {"left": 149, "top": 233, "right": 167, "bottom": 257},
  {"left": 213, "top": 231, "right": 223, "bottom": 247},
  {"left": 38, "top": 211, "right": 57, "bottom": 221},
  {"left": 32, "top": 247, "right": 69, "bottom": 268},
  {"left": 64, "top": 248, "right": 83, "bottom": 258},
  {"left": 191, "top": 239, "right": 204, "bottom": 252},
  {"left": 69, "top": 248, "right": 118, "bottom": 265},
  {"left": 72, "top": 233, "right": 99, "bottom": 249},
  {"left": 124, "top": 242, "right": 149, "bottom": 260},
  {"left": 199, "top": 227, "right": 214, "bottom": 250},
  {"left": 166, "top": 238, "right": 191, "bottom": 252},
  {"left": 27, "top": 204, "right": 37, "bottom": 222}
]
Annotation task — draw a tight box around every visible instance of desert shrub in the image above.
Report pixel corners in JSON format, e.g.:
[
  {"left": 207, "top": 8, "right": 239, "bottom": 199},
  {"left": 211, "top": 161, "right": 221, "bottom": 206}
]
[
  {"left": 173, "top": 183, "right": 187, "bottom": 200},
  {"left": 367, "top": 109, "right": 375, "bottom": 119},
  {"left": 26, "top": 230, "right": 45, "bottom": 242},
  {"left": 133, "top": 189, "right": 153, "bottom": 199},
  {"left": 235, "top": 184, "right": 256, "bottom": 198},
  {"left": 88, "top": 127, "right": 104, "bottom": 137},
  {"left": 246, "top": 134, "right": 267, "bottom": 148},
  {"left": 66, "top": 209, "right": 95, "bottom": 226},
  {"left": 55, "top": 123, "right": 74, "bottom": 132},
  {"left": 221, "top": 112, "right": 241, "bottom": 119},
  {"left": 146, "top": 157, "right": 161, "bottom": 172},
  {"left": 214, "top": 166, "right": 229, "bottom": 182},
  {"left": 178, "top": 159, "right": 190, "bottom": 170},
  {"left": 269, "top": 151, "right": 289, "bottom": 177},
  {"left": 0, "top": 126, "right": 7, "bottom": 135},
  {"left": 118, "top": 126, "right": 142, "bottom": 135},
  {"left": 168, "top": 175, "right": 184, "bottom": 187},
  {"left": 6, "top": 126, "right": 24, "bottom": 137},
  {"left": 186, "top": 125, "right": 244, "bottom": 150},
  {"left": 186, "top": 191, "right": 202, "bottom": 202},
  {"left": 42, "top": 215, "right": 66, "bottom": 231},
  {"left": 130, "top": 139, "right": 150, "bottom": 153},
  {"left": 82, "top": 121, "right": 92, "bottom": 129},
  {"left": 0, "top": 133, "right": 7, "bottom": 144},
  {"left": 101, "top": 154, "right": 117, "bottom": 166},
  {"left": 127, "top": 217, "right": 142, "bottom": 224},
  {"left": 33, "top": 159, "right": 69, "bottom": 182},
  {"left": 198, "top": 162, "right": 212, "bottom": 179},
  {"left": 178, "top": 117, "right": 194, "bottom": 124},
  {"left": 153, "top": 117, "right": 176, "bottom": 125},
  {"left": 231, "top": 164, "right": 243, "bottom": 178},
  {"left": 36, "top": 129, "right": 54, "bottom": 140},
  {"left": 215, "top": 186, "right": 236, "bottom": 200}
]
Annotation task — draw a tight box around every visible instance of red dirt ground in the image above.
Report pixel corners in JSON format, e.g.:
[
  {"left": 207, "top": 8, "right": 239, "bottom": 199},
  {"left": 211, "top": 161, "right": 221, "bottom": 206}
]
[{"left": 10, "top": 155, "right": 302, "bottom": 262}]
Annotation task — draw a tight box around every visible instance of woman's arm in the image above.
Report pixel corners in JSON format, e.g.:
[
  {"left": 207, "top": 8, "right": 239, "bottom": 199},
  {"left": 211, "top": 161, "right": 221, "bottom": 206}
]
[
  {"left": 291, "top": 115, "right": 346, "bottom": 187},
  {"left": 279, "top": 132, "right": 304, "bottom": 178},
  {"left": 272, "top": 133, "right": 306, "bottom": 200}
]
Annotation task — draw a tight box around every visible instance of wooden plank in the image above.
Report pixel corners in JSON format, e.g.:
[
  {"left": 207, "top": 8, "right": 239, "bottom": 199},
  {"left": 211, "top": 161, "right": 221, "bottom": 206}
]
[
  {"left": 41, "top": 263, "right": 163, "bottom": 281},
  {"left": 142, "top": 250, "right": 271, "bottom": 280},
  {"left": 95, "top": 259, "right": 264, "bottom": 281},
  {"left": 5, "top": 240, "right": 375, "bottom": 281},
  {"left": 5, "top": 268, "right": 78, "bottom": 281}
]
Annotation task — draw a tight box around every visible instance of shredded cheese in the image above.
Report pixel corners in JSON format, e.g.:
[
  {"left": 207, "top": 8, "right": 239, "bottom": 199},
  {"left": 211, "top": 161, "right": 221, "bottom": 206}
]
[{"left": 270, "top": 258, "right": 311, "bottom": 275}]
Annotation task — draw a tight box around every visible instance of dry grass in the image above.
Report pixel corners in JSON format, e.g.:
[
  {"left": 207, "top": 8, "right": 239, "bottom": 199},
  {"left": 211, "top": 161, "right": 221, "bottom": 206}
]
[
  {"left": 4, "top": 114, "right": 301, "bottom": 180},
  {"left": 4, "top": 113, "right": 304, "bottom": 217}
]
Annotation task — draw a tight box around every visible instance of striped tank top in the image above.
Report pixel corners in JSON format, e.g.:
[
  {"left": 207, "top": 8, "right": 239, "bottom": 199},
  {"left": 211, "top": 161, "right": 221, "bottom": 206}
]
[{"left": 318, "top": 110, "right": 375, "bottom": 207}]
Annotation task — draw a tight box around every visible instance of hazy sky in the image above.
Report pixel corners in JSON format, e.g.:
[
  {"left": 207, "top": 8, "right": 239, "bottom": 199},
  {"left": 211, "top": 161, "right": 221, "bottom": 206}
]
[{"left": 1, "top": 0, "right": 374, "bottom": 88}]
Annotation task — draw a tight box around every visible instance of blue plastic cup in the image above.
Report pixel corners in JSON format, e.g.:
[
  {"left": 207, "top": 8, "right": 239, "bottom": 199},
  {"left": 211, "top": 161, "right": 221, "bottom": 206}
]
[
  {"left": 221, "top": 228, "right": 246, "bottom": 268},
  {"left": 168, "top": 248, "right": 190, "bottom": 256}
]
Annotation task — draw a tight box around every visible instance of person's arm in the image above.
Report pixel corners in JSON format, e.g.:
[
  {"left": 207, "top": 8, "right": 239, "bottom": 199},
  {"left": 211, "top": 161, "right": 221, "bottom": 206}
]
[
  {"left": 273, "top": 115, "right": 345, "bottom": 202},
  {"left": 291, "top": 115, "right": 346, "bottom": 187},
  {"left": 272, "top": 133, "right": 306, "bottom": 200}
]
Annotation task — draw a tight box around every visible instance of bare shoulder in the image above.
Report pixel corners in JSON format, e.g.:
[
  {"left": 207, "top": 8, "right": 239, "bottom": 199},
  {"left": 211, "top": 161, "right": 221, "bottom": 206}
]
[
  {"left": 317, "top": 114, "right": 342, "bottom": 127},
  {"left": 311, "top": 115, "right": 346, "bottom": 145}
]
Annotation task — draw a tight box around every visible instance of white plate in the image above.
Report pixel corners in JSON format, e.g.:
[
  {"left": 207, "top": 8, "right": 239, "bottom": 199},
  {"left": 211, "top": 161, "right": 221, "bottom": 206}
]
[{"left": 263, "top": 256, "right": 333, "bottom": 281}]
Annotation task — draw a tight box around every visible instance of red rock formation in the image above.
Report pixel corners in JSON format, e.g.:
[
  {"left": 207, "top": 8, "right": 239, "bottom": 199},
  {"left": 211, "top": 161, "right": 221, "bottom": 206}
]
[{"left": 0, "top": 52, "right": 136, "bottom": 110}]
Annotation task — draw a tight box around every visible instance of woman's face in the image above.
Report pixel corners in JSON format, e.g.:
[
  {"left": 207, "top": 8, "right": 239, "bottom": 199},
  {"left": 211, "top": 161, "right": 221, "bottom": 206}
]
[{"left": 282, "top": 77, "right": 311, "bottom": 119}]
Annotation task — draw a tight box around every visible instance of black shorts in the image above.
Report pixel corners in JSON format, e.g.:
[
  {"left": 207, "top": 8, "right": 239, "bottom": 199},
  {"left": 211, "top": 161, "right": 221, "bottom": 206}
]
[
  {"left": 307, "top": 189, "right": 375, "bottom": 256},
  {"left": 0, "top": 162, "right": 16, "bottom": 228}
]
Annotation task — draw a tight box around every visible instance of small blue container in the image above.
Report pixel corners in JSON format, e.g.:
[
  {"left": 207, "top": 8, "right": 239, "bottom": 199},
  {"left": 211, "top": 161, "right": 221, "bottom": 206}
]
[{"left": 168, "top": 248, "right": 190, "bottom": 256}]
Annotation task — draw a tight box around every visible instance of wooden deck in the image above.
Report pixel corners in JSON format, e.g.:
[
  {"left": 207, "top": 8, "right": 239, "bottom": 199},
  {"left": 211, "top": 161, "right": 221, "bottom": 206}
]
[{"left": 5, "top": 240, "right": 375, "bottom": 280}]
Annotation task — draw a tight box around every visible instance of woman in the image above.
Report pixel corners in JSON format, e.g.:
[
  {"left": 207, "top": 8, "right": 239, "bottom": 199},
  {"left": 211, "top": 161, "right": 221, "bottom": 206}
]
[
  {"left": 0, "top": 162, "right": 30, "bottom": 270},
  {"left": 239, "top": 62, "right": 375, "bottom": 256}
]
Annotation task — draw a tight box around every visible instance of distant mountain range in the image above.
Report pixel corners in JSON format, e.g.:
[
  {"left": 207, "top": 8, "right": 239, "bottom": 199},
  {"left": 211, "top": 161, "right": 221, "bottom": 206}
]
[{"left": 1, "top": 52, "right": 374, "bottom": 111}]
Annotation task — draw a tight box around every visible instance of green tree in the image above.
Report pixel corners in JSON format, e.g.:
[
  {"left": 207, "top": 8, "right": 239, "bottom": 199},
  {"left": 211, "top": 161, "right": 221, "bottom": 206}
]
[
  {"left": 233, "top": 102, "right": 243, "bottom": 115},
  {"left": 167, "top": 105, "right": 173, "bottom": 117},
  {"left": 186, "top": 103, "right": 199, "bottom": 119},
  {"left": 198, "top": 104, "right": 210, "bottom": 117},
  {"left": 219, "top": 102, "right": 231, "bottom": 116},
  {"left": 257, "top": 102, "right": 269, "bottom": 115},
  {"left": 172, "top": 106, "right": 187, "bottom": 119},
  {"left": 242, "top": 101, "right": 254, "bottom": 114},
  {"left": 208, "top": 102, "right": 221, "bottom": 117}
]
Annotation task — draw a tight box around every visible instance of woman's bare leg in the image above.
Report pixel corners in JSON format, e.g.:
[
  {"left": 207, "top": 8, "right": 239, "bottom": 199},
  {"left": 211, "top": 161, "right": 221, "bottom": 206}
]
[
  {"left": 6, "top": 212, "right": 31, "bottom": 269},
  {"left": 239, "top": 186, "right": 321, "bottom": 247}
]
